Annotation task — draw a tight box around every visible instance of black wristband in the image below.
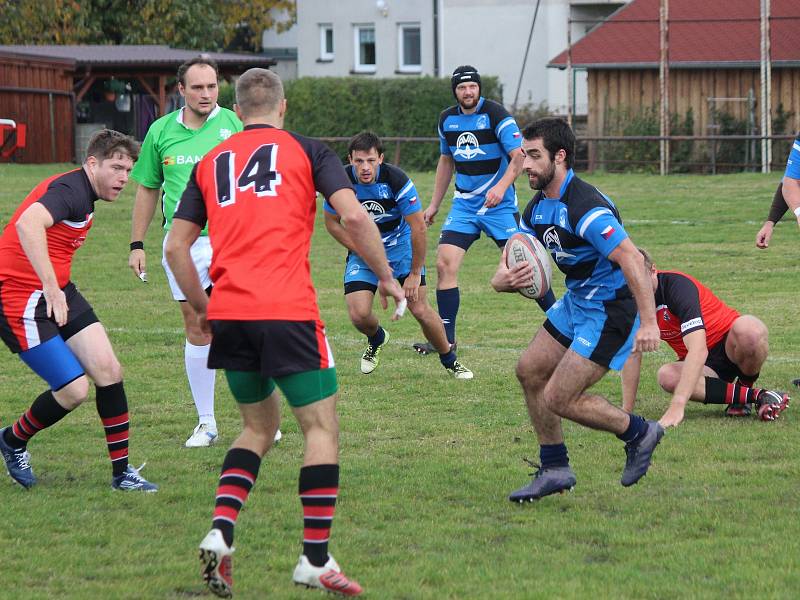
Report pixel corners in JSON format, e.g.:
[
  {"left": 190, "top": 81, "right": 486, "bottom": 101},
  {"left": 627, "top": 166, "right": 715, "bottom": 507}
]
[{"left": 130, "top": 241, "right": 144, "bottom": 251}]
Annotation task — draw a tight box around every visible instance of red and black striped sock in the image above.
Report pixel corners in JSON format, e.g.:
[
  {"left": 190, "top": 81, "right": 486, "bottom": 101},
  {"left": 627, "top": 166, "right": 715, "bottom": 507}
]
[
  {"left": 212, "top": 447, "right": 261, "bottom": 548},
  {"left": 299, "top": 464, "right": 339, "bottom": 568},
  {"left": 704, "top": 377, "right": 760, "bottom": 405},
  {"left": 4, "top": 390, "right": 70, "bottom": 449},
  {"left": 96, "top": 382, "right": 129, "bottom": 477}
]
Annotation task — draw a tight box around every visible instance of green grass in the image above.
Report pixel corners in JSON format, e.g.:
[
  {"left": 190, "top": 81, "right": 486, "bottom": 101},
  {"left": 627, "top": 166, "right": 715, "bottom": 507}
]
[{"left": 0, "top": 164, "right": 798, "bottom": 599}]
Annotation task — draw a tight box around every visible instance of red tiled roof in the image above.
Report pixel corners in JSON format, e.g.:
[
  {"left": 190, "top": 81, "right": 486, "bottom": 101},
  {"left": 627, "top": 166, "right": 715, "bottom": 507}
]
[{"left": 549, "top": 0, "right": 800, "bottom": 68}]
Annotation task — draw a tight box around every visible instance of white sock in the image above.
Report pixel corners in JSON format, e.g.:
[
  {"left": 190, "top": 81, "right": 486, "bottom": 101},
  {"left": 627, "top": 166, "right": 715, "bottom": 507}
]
[{"left": 185, "top": 340, "right": 217, "bottom": 430}]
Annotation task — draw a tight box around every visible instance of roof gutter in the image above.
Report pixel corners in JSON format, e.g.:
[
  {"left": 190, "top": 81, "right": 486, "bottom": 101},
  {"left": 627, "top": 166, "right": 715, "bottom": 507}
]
[{"left": 548, "top": 61, "right": 800, "bottom": 70}]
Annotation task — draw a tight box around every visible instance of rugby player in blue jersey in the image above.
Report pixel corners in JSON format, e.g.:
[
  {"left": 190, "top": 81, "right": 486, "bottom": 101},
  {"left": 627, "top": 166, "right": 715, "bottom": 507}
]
[
  {"left": 491, "top": 118, "right": 664, "bottom": 502},
  {"left": 413, "top": 66, "right": 555, "bottom": 358},
  {"left": 755, "top": 135, "right": 800, "bottom": 249},
  {"left": 325, "top": 132, "right": 473, "bottom": 379}
]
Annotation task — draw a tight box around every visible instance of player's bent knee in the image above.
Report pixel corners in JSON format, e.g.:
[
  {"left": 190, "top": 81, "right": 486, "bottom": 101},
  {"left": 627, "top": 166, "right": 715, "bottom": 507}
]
[
  {"left": 731, "top": 315, "right": 767, "bottom": 344},
  {"left": 516, "top": 361, "right": 546, "bottom": 391},
  {"left": 656, "top": 365, "right": 678, "bottom": 392},
  {"left": 541, "top": 389, "right": 566, "bottom": 416},
  {"left": 348, "top": 307, "right": 374, "bottom": 329},
  {"left": 54, "top": 375, "right": 90, "bottom": 409}
]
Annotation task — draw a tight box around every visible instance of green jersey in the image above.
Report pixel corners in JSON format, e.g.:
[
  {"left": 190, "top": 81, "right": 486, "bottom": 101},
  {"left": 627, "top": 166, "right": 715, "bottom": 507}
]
[{"left": 131, "top": 105, "right": 242, "bottom": 234}]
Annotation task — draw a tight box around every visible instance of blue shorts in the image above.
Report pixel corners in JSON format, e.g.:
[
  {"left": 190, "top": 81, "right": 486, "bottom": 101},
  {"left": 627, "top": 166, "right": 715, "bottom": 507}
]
[
  {"left": 544, "top": 290, "right": 639, "bottom": 371},
  {"left": 343, "top": 240, "right": 426, "bottom": 292},
  {"left": 439, "top": 203, "right": 519, "bottom": 249}
]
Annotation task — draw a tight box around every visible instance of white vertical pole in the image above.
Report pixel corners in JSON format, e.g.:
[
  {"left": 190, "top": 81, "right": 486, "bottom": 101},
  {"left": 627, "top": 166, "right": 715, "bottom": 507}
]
[
  {"left": 659, "top": 0, "right": 669, "bottom": 176},
  {"left": 760, "top": 0, "right": 772, "bottom": 173},
  {"left": 567, "top": 14, "right": 573, "bottom": 127}
]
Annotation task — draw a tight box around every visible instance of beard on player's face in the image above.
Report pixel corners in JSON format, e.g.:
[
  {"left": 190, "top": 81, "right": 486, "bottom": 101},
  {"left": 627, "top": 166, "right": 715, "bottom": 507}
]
[
  {"left": 528, "top": 160, "right": 556, "bottom": 191},
  {"left": 458, "top": 95, "right": 479, "bottom": 110}
]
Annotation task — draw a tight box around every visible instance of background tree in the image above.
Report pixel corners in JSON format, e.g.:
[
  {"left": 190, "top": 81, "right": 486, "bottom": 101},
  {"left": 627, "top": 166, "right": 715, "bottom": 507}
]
[{"left": 0, "top": 0, "right": 295, "bottom": 51}]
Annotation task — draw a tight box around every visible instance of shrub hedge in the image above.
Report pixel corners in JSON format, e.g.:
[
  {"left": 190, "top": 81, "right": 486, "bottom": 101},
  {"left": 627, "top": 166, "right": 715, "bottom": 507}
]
[{"left": 283, "top": 76, "right": 501, "bottom": 170}]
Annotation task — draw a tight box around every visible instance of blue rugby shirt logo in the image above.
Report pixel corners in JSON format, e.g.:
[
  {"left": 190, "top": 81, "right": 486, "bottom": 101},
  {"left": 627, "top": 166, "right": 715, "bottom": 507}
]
[{"left": 453, "top": 132, "right": 486, "bottom": 160}]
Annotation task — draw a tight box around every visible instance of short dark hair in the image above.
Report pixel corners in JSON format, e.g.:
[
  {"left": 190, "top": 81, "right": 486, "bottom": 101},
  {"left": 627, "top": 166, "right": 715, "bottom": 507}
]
[
  {"left": 177, "top": 56, "right": 220, "bottom": 86},
  {"left": 521, "top": 118, "right": 575, "bottom": 169},
  {"left": 348, "top": 131, "right": 383, "bottom": 156},
  {"left": 85, "top": 129, "right": 139, "bottom": 163}
]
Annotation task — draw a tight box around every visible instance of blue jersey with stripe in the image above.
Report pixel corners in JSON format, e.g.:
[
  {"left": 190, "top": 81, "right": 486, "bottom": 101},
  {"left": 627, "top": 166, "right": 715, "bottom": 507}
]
[
  {"left": 784, "top": 135, "right": 800, "bottom": 179},
  {"left": 324, "top": 162, "right": 421, "bottom": 248},
  {"left": 520, "top": 170, "right": 630, "bottom": 302},
  {"left": 438, "top": 97, "right": 522, "bottom": 212}
]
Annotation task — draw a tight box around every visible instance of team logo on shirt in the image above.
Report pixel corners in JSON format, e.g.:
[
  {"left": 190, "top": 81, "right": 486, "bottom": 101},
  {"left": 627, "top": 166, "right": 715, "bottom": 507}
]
[
  {"left": 476, "top": 114, "right": 490, "bottom": 130},
  {"left": 377, "top": 184, "right": 391, "bottom": 199},
  {"left": 362, "top": 200, "right": 385, "bottom": 221},
  {"left": 542, "top": 226, "right": 576, "bottom": 262},
  {"left": 219, "top": 128, "right": 232, "bottom": 140},
  {"left": 453, "top": 132, "right": 486, "bottom": 160}
]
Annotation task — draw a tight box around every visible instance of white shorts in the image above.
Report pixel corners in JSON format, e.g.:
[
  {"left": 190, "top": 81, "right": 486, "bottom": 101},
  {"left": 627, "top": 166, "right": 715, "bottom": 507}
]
[{"left": 161, "top": 234, "right": 213, "bottom": 301}]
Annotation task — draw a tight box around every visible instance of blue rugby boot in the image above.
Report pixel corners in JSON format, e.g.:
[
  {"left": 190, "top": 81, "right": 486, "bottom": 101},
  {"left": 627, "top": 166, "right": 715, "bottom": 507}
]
[
  {"left": 0, "top": 427, "right": 36, "bottom": 489},
  {"left": 508, "top": 463, "right": 576, "bottom": 503},
  {"left": 621, "top": 420, "right": 665, "bottom": 487},
  {"left": 112, "top": 463, "right": 159, "bottom": 492}
]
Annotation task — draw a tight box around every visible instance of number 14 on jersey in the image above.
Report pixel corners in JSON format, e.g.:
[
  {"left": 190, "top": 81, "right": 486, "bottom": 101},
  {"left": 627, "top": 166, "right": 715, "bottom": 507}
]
[{"left": 214, "top": 143, "right": 282, "bottom": 206}]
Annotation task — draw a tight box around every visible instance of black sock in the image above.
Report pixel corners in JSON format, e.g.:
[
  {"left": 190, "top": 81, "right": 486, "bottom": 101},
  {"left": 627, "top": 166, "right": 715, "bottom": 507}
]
[
  {"left": 438, "top": 350, "right": 456, "bottom": 369},
  {"left": 617, "top": 413, "right": 647, "bottom": 444},
  {"left": 96, "top": 382, "right": 130, "bottom": 477},
  {"left": 703, "top": 377, "right": 757, "bottom": 405},
  {"left": 300, "top": 464, "right": 339, "bottom": 567},
  {"left": 436, "top": 288, "right": 459, "bottom": 344},
  {"left": 5, "top": 390, "right": 71, "bottom": 449},
  {"left": 213, "top": 448, "right": 261, "bottom": 547},
  {"left": 540, "top": 443, "right": 569, "bottom": 469},
  {"left": 367, "top": 326, "right": 385, "bottom": 348}
]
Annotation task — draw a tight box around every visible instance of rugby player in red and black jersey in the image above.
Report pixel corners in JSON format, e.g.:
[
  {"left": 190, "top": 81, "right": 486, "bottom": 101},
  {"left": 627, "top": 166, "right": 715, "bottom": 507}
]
[
  {"left": 0, "top": 129, "right": 158, "bottom": 491},
  {"left": 622, "top": 248, "right": 789, "bottom": 427},
  {"left": 166, "top": 68, "right": 405, "bottom": 598}
]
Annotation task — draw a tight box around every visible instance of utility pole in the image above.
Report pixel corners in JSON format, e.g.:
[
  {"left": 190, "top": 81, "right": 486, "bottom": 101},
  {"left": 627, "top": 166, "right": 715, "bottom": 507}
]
[
  {"left": 659, "top": 0, "right": 669, "bottom": 176},
  {"left": 760, "top": 0, "right": 772, "bottom": 173}
]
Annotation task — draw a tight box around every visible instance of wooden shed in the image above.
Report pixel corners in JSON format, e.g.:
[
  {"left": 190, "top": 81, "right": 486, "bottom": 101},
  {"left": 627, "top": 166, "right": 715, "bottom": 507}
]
[
  {"left": 549, "top": 0, "right": 800, "bottom": 139},
  {"left": 0, "top": 50, "right": 76, "bottom": 163},
  {"left": 0, "top": 45, "right": 275, "bottom": 164}
]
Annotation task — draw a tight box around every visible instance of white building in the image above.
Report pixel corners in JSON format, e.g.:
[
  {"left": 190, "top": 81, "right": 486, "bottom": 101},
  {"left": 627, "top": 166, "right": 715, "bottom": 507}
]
[{"left": 265, "top": 1, "right": 629, "bottom": 114}]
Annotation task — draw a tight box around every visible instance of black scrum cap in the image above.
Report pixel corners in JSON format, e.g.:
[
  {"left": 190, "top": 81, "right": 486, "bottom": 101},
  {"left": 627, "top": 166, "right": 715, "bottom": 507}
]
[{"left": 451, "top": 65, "right": 481, "bottom": 97}]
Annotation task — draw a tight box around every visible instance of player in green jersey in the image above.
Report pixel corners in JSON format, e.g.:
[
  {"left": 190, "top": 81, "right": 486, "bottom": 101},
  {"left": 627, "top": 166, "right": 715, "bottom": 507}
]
[{"left": 129, "top": 57, "right": 280, "bottom": 448}]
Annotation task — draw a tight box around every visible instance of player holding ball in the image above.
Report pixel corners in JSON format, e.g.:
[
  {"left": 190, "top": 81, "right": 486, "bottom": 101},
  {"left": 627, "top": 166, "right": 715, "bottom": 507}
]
[{"left": 492, "top": 118, "right": 663, "bottom": 503}]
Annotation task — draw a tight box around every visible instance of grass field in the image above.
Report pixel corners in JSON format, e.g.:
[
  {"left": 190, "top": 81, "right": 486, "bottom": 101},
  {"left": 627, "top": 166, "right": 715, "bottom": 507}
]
[{"left": 0, "top": 164, "right": 798, "bottom": 599}]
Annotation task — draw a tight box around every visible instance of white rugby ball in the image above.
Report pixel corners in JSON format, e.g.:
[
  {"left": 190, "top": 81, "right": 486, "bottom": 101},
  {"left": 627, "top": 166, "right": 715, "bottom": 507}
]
[{"left": 505, "top": 232, "right": 552, "bottom": 299}]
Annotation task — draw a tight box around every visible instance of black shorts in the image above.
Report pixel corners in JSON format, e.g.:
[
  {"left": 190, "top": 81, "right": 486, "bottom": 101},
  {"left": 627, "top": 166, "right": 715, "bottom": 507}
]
[
  {"left": 344, "top": 272, "right": 428, "bottom": 295},
  {"left": 0, "top": 280, "right": 98, "bottom": 353},
  {"left": 705, "top": 332, "right": 742, "bottom": 382},
  {"left": 208, "top": 319, "right": 334, "bottom": 378}
]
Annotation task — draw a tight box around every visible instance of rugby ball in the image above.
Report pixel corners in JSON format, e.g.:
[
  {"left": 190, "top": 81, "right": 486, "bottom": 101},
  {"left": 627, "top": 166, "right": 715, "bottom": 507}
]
[{"left": 505, "top": 232, "right": 552, "bottom": 299}]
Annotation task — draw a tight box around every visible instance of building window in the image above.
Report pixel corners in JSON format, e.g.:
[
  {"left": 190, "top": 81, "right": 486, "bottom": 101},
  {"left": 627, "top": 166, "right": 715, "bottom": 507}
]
[
  {"left": 354, "top": 25, "right": 376, "bottom": 73},
  {"left": 398, "top": 24, "right": 421, "bottom": 73},
  {"left": 319, "top": 24, "right": 334, "bottom": 61}
]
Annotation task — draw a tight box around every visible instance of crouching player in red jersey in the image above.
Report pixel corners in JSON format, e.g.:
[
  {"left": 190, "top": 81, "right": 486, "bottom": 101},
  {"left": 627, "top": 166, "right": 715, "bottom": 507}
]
[
  {"left": 0, "top": 129, "right": 158, "bottom": 492},
  {"left": 166, "top": 68, "right": 406, "bottom": 598},
  {"left": 622, "top": 248, "right": 789, "bottom": 427}
]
